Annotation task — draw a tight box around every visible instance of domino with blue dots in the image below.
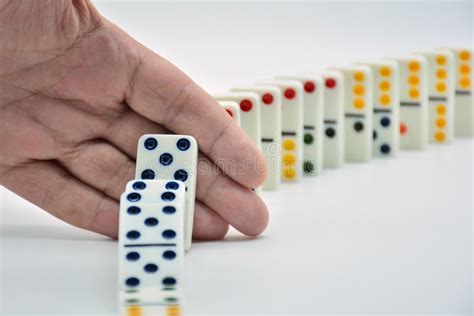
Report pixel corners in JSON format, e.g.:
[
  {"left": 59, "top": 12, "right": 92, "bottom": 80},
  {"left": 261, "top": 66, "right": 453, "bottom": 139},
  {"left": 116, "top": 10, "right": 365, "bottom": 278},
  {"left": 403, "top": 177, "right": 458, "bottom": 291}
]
[{"left": 135, "top": 135, "right": 198, "bottom": 252}]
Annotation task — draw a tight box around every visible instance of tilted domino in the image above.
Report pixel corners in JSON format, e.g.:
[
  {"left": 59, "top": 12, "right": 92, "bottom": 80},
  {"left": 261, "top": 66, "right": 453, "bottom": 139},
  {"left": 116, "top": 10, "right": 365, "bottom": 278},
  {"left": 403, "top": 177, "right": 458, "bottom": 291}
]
[
  {"left": 232, "top": 85, "right": 282, "bottom": 190},
  {"left": 135, "top": 135, "right": 198, "bottom": 251},
  {"left": 218, "top": 100, "right": 241, "bottom": 126}
]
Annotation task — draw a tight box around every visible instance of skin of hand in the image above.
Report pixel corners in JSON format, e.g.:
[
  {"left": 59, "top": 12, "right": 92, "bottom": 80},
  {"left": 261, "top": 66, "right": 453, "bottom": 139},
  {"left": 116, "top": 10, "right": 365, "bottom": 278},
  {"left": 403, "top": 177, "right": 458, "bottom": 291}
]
[{"left": 0, "top": 0, "right": 269, "bottom": 240}]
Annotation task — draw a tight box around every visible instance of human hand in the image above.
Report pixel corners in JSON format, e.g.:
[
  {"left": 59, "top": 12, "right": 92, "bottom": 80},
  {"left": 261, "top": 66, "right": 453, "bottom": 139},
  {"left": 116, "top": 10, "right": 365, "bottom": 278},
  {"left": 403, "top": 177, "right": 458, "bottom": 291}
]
[{"left": 0, "top": 0, "right": 268, "bottom": 240}]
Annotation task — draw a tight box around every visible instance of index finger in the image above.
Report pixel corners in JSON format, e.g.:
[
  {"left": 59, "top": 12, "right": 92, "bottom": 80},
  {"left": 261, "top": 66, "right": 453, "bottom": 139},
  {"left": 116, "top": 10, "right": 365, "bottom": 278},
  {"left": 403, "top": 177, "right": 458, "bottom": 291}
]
[{"left": 124, "top": 43, "right": 267, "bottom": 188}]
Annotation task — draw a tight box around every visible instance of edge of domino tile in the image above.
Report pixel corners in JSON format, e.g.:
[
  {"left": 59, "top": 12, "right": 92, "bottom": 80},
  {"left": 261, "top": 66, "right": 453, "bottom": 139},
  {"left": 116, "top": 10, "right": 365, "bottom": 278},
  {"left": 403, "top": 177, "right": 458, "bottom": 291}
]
[{"left": 15, "top": 313, "right": 469, "bottom": 316}]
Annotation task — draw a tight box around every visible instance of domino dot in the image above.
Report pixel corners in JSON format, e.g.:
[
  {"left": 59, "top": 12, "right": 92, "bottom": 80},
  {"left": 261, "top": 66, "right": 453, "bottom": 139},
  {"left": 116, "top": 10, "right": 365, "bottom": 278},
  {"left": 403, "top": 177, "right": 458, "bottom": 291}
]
[
  {"left": 400, "top": 122, "right": 408, "bottom": 135},
  {"left": 262, "top": 93, "right": 274, "bottom": 105},
  {"left": 127, "top": 206, "right": 141, "bottom": 215},
  {"left": 379, "top": 66, "right": 391, "bottom": 77},
  {"left": 127, "top": 192, "right": 141, "bottom": 202},
  {"left": 283, "top": 139, "right": 296, "bottom": 151},
  {"left": 162, "top": 230, "right": 177, "bottom": 239},
  {"left": 380, "top": 144, "right": 391, "bottom": 154},
  {"left": 127, "top": 230, "right": 141, "bottom": 240},
  {"left": 408, "top": 75, "right": 420, "bottom": 86},
  {"left": 240, "top": 99, "right": 253, "bottom": 112},
  {"left": 354, "top": 71, "right": 365, "bottom": 81},
  {"left": 379, "top": 81, "right": 390, "bottom": 91},
  {"left": 141, "top": 169, "right": 155, "bottom": 179},
  {"left": 409, "top": 89, "right": 420, "bottom": 99},
  {"left": 380, "top": 94, "right": 391, "bottom": 106},
  {"left": 436, "top": 104, "right": 446, "bottom": 115},
  {"left": 408, "top": 61, "right": 420, "bottom": 72},
  {"left": 126, "top": 252, "right": 140, "bottom": 261},
  {"left": 144, "top": 137, "right": 158, "bottom": 150},
  {"left": 304, "top": 133, "right": 314, "bottom": 144},
  {"left": 436, "top": 55, "right": 447, "bottom": 65},
  {"left": 460, "top": 64, "right": 470, "bottom": 74},
  {"left": 460, "top": 77, "right": 471, "bottom": 88},
  {"left": 167, "top": 306, "right": 181, "bottom": 316},
  {"left": 283, "top": 154, "right": 297, "bottom": 165},
  {"left": 436, "top": 118, "right": 446, "bottom": 128},
  {"left": 325, "top": 128, "right": 336, "bottom": 138},
  {"left": 437, "top": 69, "right": 447, "bottom": 79},
  {"left": 162, "top": 277, "right": 177, "bottom": 286},
  {"left": 125, "top": 277, "right": 140, "bottom": 287},
  {"left": 226, "top": 109, "right": 233, "bottom": 117},
  {"left": 177, "top": 138, "right": 191, "bottom": 151},
  {"left": 159, "top": 153, "right": 174, "bottom": 166},
  {"left": 144, "top": 217, "right": 159, "bottom": 227},
  {"left": 304, "top": 161, "right": 314, "bottom": 174},
  {"left": 435, "top": 131, "right": 446, "bottom": 142},
  {"left": 163, "top": 206, "right": 176, "bottom": 214},
  {"left": 166, "top": 181, "right": 180, "bottom": 190},
  {"left": 132, "top": 181, "right": 146, "bottom": 190},
  {"left": 353, "top": 85, "right": 365, "bottom": 96},
  {"left": 144, "top": 263, "right": 158, "bottom": 273},
  {"left": 460, "top": 50, "right": 470, "bottom": 61},
  {"left": 380, "top": 117, "right": 391, "bottom": 127},
  {"left": 373, "top": 130, "right": 377, "bottom": 140},
  {"left": 304, "top": 81, "right": 316, "bottom": 93},
  {"left": 354, "top": 122, "right": 364, "bottom": 132},
  {"left": 284, "top": 88, "right": 296, "bottom": 99},
  {"left": 163, "top": 250, "right": 177, "bottom": 260},
  {"left": 283, "top": 166, "right": 297, "bottom": 179},
  {"left": 325, "top": 78, "right": 336, "bottom": 88},
  {"left": 353, "top": 98, "right": 365, "bottom": 109},
  {"left": 125, "top": 299, "right": 140, "bottom": 304},
  {"left": 436, "top": 82, "right": 447, "bottom": 93},
  {"left": 174, "top": 169, "right": 189, "bottom": 182},
  {"left": 161, "top": 192, "right": 176, "bottom": 201}
]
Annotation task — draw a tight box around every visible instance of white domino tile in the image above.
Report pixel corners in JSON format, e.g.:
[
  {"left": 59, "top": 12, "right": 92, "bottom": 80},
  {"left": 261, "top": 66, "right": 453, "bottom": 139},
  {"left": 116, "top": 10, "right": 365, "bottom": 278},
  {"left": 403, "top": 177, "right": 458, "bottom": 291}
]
[
  {"left": 360, "top": 61, "right": 400, "bottom": 157},
  {"left": 385, "top": 56, "right": 429, "bottom": 150},
  {"left": 277, "top": 75, "right": 324, "bottom": 176},
  {"left": 256, "top": 80, "right": 304, "bottom": 182},
  {"left": 218, "top": 100, "right": 241, "bottom": 126},
  {"left": 232, "top": 85, "right": 282, "bottom": 190},
  {"left": 319, "top": 70, "right": 345, "bottom": 168},
  {"left": 135, "top": 135, "right": 198, "bottom": 252}
]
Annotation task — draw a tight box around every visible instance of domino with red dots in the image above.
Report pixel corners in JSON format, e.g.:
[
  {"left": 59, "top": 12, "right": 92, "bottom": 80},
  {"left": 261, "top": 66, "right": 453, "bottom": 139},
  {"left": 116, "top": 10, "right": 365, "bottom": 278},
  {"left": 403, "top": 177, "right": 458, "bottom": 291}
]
[
  {"left": 257, "top": 80, "right": 304, "bottom": 182},
  {"left": 218, "top": 100, "right": 241, "bottom": 126},
  {"left": 320, "top": 70, "right": 345, "bottom": 168},
  {"left": 214, "top": 92, "right": 262, "bottom": 148},
  {"left": 439, "top": 48, "right": 473, "bottom": 137},
  {"left": 276, "top": 75, "right": 324, "bottom": 175},
  {"left": 335, "top": 66, "right": 373, "bottom": 162},
  {"left": 359, "top": 61, "right": 400, "bottom": 157},
  {"left": 232, "top": 86, "right": 282, "bottom": 190},
  {"left": 414, "top": 51, "right": 455, "bottom": 144},
  {"left": 385, "top": 56, "right": 429, "bottom": 150}
]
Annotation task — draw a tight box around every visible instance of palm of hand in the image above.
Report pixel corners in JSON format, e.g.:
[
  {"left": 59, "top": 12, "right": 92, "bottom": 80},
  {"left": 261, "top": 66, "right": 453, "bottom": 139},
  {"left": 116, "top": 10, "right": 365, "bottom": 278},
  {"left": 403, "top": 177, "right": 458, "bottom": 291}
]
[{"left": 0, "top": 0, "right": 268, "bottom": 240}]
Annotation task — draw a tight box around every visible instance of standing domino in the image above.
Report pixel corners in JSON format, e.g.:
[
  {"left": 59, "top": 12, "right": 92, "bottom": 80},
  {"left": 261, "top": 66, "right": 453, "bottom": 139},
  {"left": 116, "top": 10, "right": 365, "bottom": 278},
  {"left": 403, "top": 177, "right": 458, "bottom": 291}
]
[
  {"left": 232, "top": 86, "right": 282, "bottom": 190},
  {"left": 257, "top": 80, "right": 304, "bottom": 182},
  {"left": 320, "top": 71, "right": 345, "bottom": 168},
  {"left": 214, "top": 92, "right": 261, "bottom": 148},
  {"left": 414, "top": 51, "right": 455, "bottom": 143},
  {"left": 336, "top": 66, "right": 373, "bottom": 162},
  {"left": 218, "top": 100, "right": 241, "bottom": 126},
  {"left": 440, "top": 48, "right": 474, "bottom": 137},
  {"left": 135, "top": 135, "right": 198, "bottom": 252},
  {"left": 360, "top": 61, "right": 400, "bottom": 157},
  {"left": 386, "top": 56, "right": 429, "bottom": 150},
  {"left": 276, "top": 76, "right": 324, "bottom": 175}
]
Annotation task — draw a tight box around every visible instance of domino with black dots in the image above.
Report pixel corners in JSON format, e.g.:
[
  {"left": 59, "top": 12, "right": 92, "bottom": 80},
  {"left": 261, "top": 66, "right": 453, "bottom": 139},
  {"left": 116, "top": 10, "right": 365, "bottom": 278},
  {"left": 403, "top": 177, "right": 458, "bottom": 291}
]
[{"left": 135, "top": 135, "right": 198, "bottom": 252}]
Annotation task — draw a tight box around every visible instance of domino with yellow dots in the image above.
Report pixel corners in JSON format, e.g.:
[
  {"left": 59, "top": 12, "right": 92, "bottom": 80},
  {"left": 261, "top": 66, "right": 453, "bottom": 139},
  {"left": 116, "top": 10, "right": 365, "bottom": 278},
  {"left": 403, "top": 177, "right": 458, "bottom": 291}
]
[
  {"left": 414, "top": 51, "right": 455, "bottom": 144},
  {"left": 218, "top": 101, "right": 241, "bottom": 126},
  {"left": 439, "top": 48, "right": 473, "bottom": 137},
  {"left": 360, "top": 61, "right": 400, "bottom": 157},
  {"left": 120, "top": 288, "right": 182, "bottom": 316},
  {"left": 320, "top": 70, "right": 345, "bottom": 168},
  {"left": 257, "top": 80, "right": 304, "bottom": 182},
  {"left": 386, "top": 56, "right": 429, "bottom": 150},
  {"left": 232, "top": 86, "right": 282, "bottom": 190},
  {"left": 276, "top": 75, "right": 325, "bottom": 176},
  {"left": 336, "top": 66, "right": 374, "bottom": 162}
]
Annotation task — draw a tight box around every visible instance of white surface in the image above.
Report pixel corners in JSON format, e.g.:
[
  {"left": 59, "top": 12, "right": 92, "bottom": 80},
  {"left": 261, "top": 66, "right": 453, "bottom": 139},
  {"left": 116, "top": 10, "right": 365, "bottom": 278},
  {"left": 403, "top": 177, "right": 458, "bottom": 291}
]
[{"left": 1, "top": 1, "right": 472, "bottom": 315}]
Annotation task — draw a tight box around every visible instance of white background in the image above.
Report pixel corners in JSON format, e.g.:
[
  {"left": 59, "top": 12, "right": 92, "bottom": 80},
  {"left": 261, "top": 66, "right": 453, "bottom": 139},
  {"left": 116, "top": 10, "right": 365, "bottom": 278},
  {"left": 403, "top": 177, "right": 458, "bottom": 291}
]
[{"left": 1, "top": 1, "right": 473, "bottom": 315}]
